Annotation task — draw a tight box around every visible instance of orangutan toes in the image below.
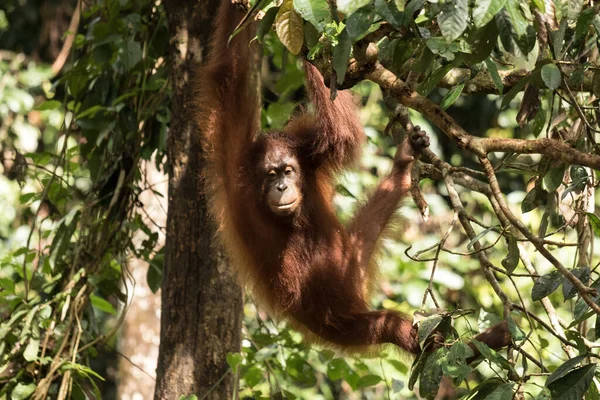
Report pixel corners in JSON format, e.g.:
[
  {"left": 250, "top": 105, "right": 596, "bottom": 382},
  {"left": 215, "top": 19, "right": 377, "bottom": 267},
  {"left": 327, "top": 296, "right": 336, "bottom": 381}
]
[{"left": 409, "top": 126, "right": 430, "bottom": 153}]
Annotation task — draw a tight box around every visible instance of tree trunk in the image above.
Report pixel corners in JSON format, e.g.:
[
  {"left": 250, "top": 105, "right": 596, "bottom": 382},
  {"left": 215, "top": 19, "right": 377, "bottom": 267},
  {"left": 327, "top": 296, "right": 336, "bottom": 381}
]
[
  {"left": 155, "top": 1, "right": 243, "bottom": 398},
  {"left": 117, "top": 159, "right": 165, "bottom": 400}
]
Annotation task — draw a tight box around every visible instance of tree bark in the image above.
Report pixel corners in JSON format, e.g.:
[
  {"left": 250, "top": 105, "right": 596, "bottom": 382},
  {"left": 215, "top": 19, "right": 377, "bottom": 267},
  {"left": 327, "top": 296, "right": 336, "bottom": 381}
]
[
  {"left": 117, "top": 159, "right": 165, "bottom": 400},
  {"left": 155, "top": 1, "right": 243, "bottom": 399}
]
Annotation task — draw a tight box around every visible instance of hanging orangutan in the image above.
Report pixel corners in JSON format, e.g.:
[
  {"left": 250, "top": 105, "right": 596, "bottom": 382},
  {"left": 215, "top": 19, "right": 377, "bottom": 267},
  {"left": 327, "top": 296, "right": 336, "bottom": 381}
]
[{"left": 196, "top": 0, "right": 510, "bottom": 357}]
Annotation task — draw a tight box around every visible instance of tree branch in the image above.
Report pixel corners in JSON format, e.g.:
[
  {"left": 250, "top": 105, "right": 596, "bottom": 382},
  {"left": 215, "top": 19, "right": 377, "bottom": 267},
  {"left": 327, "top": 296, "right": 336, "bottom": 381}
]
[
  {"left": 364, "top": 62, "right": 600, "bottom": 170},
  {"left": 437, "top": 66, "right": 599, "bottom": 95},
  {"left": 479, "top": 156, "right": 600, "bottom": 315}
]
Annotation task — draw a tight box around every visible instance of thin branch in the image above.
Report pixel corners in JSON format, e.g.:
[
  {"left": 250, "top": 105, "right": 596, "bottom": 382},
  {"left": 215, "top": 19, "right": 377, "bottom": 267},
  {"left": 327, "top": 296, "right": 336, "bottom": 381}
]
[
  {"left": 472, "top": 137, "right": 600, "bottom": 170},
  {"left": 364, "top": 62, "right": 600, "bottom": 170},
  {"left": 421, "top": 211, "right": 458, "bottom": 309},
  {"left": 479, "top": 156, "right": 600, "bottom": 315},
  {"left": 436, "top": 65, "right": 600, "bottom": 95},
  {"left": 51, "top": 1, "right": 82, "bottom": 75},
  {"left": 518, "top": 244, "right": 577, "bottom": 358}
]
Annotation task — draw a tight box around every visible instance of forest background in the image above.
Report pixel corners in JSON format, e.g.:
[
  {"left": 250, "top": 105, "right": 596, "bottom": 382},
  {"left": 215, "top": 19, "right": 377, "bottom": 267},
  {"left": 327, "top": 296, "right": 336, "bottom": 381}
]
[{"left": 1, "top": 0, "right": 600, "bottom": 399}]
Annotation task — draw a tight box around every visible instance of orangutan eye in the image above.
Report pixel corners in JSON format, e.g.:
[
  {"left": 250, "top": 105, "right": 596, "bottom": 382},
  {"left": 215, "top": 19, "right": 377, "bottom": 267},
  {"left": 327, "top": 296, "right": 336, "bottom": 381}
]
[
  {"left": 284, "top": 167, "right": 293, "bottom": 175},
  {"left": 268, "top": 170, "right": 276, "bottom": 177}
]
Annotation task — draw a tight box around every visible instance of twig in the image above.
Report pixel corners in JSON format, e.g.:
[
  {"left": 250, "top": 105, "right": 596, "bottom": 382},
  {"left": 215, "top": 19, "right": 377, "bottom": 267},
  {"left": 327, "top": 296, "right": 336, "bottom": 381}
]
[
  {"left": 51, "top": 0, "right": 82, "bottom": 75},
  {"left": 518, "top": 244, "right": 577, "bottom": 358},
  {"left": 479, "top": 157, "right": 600, "bottom": 315},
  {"left": 364, "top": 62, "right": 600, "bottom": 170},
  {"left": 421, "top": 211, "right": 457, "bottom": 309}
]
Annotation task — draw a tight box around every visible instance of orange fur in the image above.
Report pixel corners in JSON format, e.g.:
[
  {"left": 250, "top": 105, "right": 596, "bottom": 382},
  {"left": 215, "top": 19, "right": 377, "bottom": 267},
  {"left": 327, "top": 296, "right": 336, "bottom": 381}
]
[
  {"left": 196, "top": 0, "right": 420, "bottom": 355},
  {"left": 196, "top": 1, "right": 512, "bottom": 359}
]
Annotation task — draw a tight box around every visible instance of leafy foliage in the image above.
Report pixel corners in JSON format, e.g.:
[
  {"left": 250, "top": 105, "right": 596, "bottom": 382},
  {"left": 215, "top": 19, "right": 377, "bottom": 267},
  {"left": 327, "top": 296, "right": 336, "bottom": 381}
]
[
  {"left": 2, "top": 0, "right": 600, "bottom": 398},
  {"left": 0, "top": 0, "right": 168, "bottom": 397},
  {"left": 245, "top": 0, "right": 600, "bottom": 398}
]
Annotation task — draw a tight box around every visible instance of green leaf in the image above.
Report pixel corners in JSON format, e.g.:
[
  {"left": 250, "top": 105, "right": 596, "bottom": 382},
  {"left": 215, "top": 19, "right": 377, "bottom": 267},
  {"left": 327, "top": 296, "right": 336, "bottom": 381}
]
[
  {"left": 356, "top": 374, "right": 382, "bottom": 388},
  {"left": 470, "top": 340, "right": 513, "bottom": 370},
  {"left": 448, "top": 341, "right": 474, "bottom": 361},
  {"left": 23, "top": 338, "right": 40, "bottom": 362},
  {"left": 121, "top": 40, "right": 142, "bottom": 71},
  {"left": 505, "top": 2, "right": 535, "bottom": 54},
  {"left": 388, "top": 359, "right": 409, "bottom": 374},
  {"left": 243, "top": 366, "right": 264, "bottom": 387},
  {"left": 0, "top": 277, "right": 15, "bottom": 295},
  {"left": 592, "top": 70, "right": 600, "bottom": 98},
  {"left": 574, "top": 9, "right": 596, "bottom": 43},
  {"left": 258, "top": 7, "right": 279, "bottom": 43},
  {"left": 587, "top": 213, "right": 600, "bottom": 237},
  {"left": 425, "top": 37, "right": 459, "bottom": 61},
  {"left": 466, "top": 378, "right": 509, "bottom": 398},
  {"left": 463, "top": 21, "right": 499, "bottom": 64},
  {"left": 546, "top": 355, "right": 587, "bottom": 386},
  {"left": 521, "top": 186, "right": 543, "bottom": 213},
  {"left": 440, "top": 82, "right": 464, "bottom": 109},
  {"left": 483, "top": 383, "right": 514, "bottom": 400},
  {"left": 333, "top": 28, "right": 352, "bottom": 84},
  {"left": 484, "top": 58, "right": 504, "bottom": 94},
  {"left": 472, "top": 0, "right": 507, "bottom": 28},
  {"left": 593, "top": 15, "right": 600, "bottom": 35},
  {"left": 327, "top": 358, "right": 350, "bottom": 380},
  {"left": 374, "top": 0, "right": 403, "bottom": 29},
  {"left": 531, "top": 107, "right": 546, "bottom": 137},
  {"left": 563, "top": 267, "right": 590, "bottom": 300},
  {"left": 293, "top": 0, "right": 330, "bottom": 31},
  {"left": 337, "top": 0, "right": 370, "bottom": 16},
  {"left": 541, "top": 64, "right": 561, "bottom": 90},
  {"left": 19, "top": 192, "right": 37, "bottom": 204},
  {"left": 496, "top": 9, "right": 516, "bottom": 54},
  {"left": 551, "top": 18, "right": 567, "bottom": 59},
  {"left": 10, "top": 383, "right": 36, "bottom": 400},
  {"left": 408, "top": 345, "right": 427, "bottom": 390},
  {"left": 501, "top": 75, "right": 530, "bottom": 109},
  {"left": 543, "top": 163, "right": 566, "bottom": 192},
  {"left": 418, "top": 348, "right": 444, "bottom": 399},
  {"left": 287, "top": 355, "right": 317, "bottom": 386},
  {"left": 304, "top": 20, "right": 320, "bottom": 49},
  {"left": 147, "top": 258, "right": 163, "bottom": 294},
  {"left": 50, "top": 210, "right": 80, "bottom": 264},
  {"left": 417, "top": 64, "right": 454, "bottom": 96},
  {"left": 226, "top": 352, "right": 242, "bottom": 370},
  {"left": 404, "top": 0, "right": 425, "bottom": 18},
  {"left": 501, "top": 234, "right": 519, "bottom": 273},
  {"left": 507, "top": 316, "right": 525, "bottom": 341},
  {"left": 531, "top": 271, "right": 563, "bottom": 301},
  {"left": 443, "top": 343, "right": 472, "bottom": 382},
  {"left": 437, "top": 0, "right": 468, "bottom": 41},
  {"left": 254, "top": 345, "right": 278, "bottom": 362},
  {"left": 548, "top": 364, "right": 595, "bottom": 400},
  {"left": 573, "top": 295, "right": 592, "bottom": 322},
  {"left": 0, "top": 310, "right": 28, "bottom": 341},
  {"left": 566, "top": 0, "right": 584, "bottom": 21},
  {"left": 92, "top": 43, "right": 113, "bottom": 65},
  {"left": 418, "top": 315, "right": 443, "bottom": 348},
  {"left": 586, "top": 379, "right": 600, "bottom": 400},
  {"left": 570, "top": 68, "right": 585, "bottom": 86},
  {"left": 276, "top": 0, "right": 304, "bottom": 55},
  {"left": 466, "top": 225, "right": 499, "bottom": 250},
  {"left": 35, "top": 100, "right": 62, "bottom": 111},
  {"left": 90, "top": 294, "right": 117, "bottom": 315},
  {"left": 505, "top": 1, "right": 526, "bottom": 36},
  {"left": 346, "top": 6, "right": 375, "bottom": 40}
]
